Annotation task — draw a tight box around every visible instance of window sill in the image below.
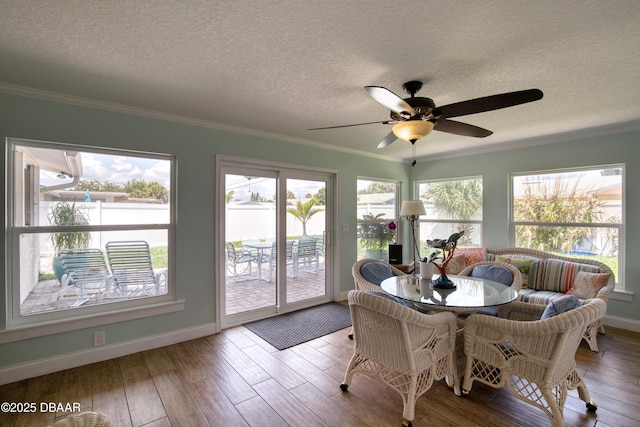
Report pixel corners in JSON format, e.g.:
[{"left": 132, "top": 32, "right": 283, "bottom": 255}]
[
  {"left": 611, "top": 288, "right": 634, "bottom": 302},
  {"left": 0, "top": 299, "right": 185, "bottom": 344}
]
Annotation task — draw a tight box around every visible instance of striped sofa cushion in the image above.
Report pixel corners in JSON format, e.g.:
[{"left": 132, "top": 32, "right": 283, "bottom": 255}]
[
  {"left": 487, "top": 254, "right": 542, "bottom": 290},
  {"left": 518, "top": 289, "right": 565, "bottom": 304},
  {"left": 540, "top": 259, "right": 600, "bottom": 292}
]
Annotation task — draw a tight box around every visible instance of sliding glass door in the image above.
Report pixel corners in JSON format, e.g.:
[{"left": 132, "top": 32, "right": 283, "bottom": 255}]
[{"left": 220, "top": 164, "right": 331, "bottom": 327}]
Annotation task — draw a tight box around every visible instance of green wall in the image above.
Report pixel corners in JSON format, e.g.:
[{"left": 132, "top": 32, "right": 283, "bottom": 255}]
[{"left": 410, "top": 134, "right": 639, "bottom": 321}]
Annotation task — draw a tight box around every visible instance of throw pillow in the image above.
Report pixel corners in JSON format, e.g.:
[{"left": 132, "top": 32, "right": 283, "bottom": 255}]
[
  {"left": 360, "top": 262, "right": 393, "bottom": 286},
  {"left": 540, "top": 295, "right": 582, "bottom": 320},
  {"left": 496, "top": 256, "right": 534, "bottom": 288},
  {"left": 567, "top": 271, "right": 610, "bottom": 299},
  {"left": 541, "top": 259, "right": 600, "bottom": 293},
  {"left": 434, "top": 254, "right": 467, "bottom": 274},
  {"left": 366, "top": 290, "right": 415, "bottom": 309},
  {"left": 470, "top": 265, "right": 514, "bottom": 286},
  {"left": 456, "top": 248, "right": 485, "bottom": 266}
]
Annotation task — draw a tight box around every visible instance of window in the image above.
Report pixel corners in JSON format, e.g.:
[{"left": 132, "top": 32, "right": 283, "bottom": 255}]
[
  {"left": 417, "top": 177, "right": 483, "bottom": 256},
  {"left": 6, "top": 139, "right": 174, "bottom": 326},
  {"left": 511, "top": 166, "right": 623, "bottom": 285},
  {"left": 356, "top": 179, "right": 399, "bottom": 260}
]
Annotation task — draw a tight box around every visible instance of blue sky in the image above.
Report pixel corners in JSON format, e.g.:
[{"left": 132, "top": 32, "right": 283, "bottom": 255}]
[
  {"left": 41, "top": 152, "right": 171, "bottom": 189},
  {"left": 226, "top": 175, "right": 324, "bottom": 202}
]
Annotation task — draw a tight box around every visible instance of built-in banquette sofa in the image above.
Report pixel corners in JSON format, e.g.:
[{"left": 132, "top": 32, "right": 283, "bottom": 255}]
[{"left": 451, "top": 247, "right": 616, "bottom": 352}]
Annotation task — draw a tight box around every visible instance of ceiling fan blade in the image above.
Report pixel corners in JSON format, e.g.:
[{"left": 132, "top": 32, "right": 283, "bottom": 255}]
[
  {"left": 377, "top": 131, "right": 398, "bottom": 148},
  {"left": 307, "top": 120, "right": 391, "bottom": 130},
  {"left": 365, "top": 86, "right": 416, "bottom": 116},
  {"left": 434, "top": 118, "right": 493, "bottom": 138},
  {"left": 437, "top": 89, "right": 543, "bottom": 118}
]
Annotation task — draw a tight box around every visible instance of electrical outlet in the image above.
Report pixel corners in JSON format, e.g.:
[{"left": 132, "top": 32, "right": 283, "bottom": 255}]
[{"left": 93, "top": 331, "right": 105, "bottom": 347}]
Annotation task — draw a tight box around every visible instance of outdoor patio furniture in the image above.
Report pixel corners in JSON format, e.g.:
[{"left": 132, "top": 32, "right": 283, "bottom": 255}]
[
  {"left": 258, "top": 240, "right": 297, "bottom": 281},
  {"left": 56, "top": 248, "right": 112, "bottom": 308},
  {"left": 462, "top": 298, "right": 606, "bottom": 427},
  {"left": 105, "top": 240, "right": 165, "bottom": 296},
  {"left": 225, "top": 242, "right": 257, "bottom": 280},
  {"left": 341, "top": 290, "right": 460, "bottom": 427},
  {"left": 296, "top": 237, "right": 320, "bottom": 275}
]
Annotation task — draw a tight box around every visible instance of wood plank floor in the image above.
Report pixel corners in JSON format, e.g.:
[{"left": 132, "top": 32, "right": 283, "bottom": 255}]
[{"left": 2, "top": 321, "right": 639, "bottom": 426}]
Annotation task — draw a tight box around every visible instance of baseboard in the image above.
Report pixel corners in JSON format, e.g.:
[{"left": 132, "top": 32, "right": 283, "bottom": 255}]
[
  {"left": 602, "top": 314, "right": 640, "bottom": 332},
  {"left": 0, "top": 322, "right": 217, "bottom": 386},
  {"left": 336, "top": 290, "right": 350, "bottom": 302}
]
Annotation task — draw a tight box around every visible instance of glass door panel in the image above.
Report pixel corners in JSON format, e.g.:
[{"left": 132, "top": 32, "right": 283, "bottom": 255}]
[
  {"left": 285, "top": 177, "right": 328, "bottom": 305},
  {"left": 223, "top": 172, "right": 277, "bottom": 319}
]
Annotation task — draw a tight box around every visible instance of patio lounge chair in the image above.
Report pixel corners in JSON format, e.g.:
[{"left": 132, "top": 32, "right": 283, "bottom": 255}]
[
  {"left": 106, "top": 240, "right": 166, "bottom": 296},
  {"left": 56, "top": 248, "right": 111, "bottom": 307}
]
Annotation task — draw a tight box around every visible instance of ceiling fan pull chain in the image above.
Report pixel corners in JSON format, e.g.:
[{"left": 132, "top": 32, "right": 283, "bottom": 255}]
[{"left": 411, "top": 142, "right": 417, "bottom": 167}]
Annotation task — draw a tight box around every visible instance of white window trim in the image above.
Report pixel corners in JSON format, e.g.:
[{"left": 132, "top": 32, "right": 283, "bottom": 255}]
[
  {"left": 4, "top": 138, "right": 178, "bottom": 335},
  {"left": 509, "top": 164, "right": 625, "bottom": 292},
  {"left": 356, "top": 177, "right": 401, "bottom": 259},
  {"left": 415, "top": 176, "right": 484, "bottom": 248}
]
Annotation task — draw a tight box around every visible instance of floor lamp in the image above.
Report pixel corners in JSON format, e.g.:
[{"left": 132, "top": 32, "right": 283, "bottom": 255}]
[{"left": 400, "top": 200, "right": 426, "bottom": 266}]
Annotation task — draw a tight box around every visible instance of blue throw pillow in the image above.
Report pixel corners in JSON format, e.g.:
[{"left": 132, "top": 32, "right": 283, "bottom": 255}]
[
  {"left": 366, "top": 290, "right": 415, "bottom": 309},
  {"left": 471, "top": 265, "right": 514, "bottom": 286},
  {"left": 360, "top": 262, "right": 394, "bottom": 286},
  {"left": 540, "top": 295, "right": 582, "bottom": 320}
]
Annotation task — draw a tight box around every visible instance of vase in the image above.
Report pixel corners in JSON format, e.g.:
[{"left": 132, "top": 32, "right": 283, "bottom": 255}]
[
  {"left": 433, "top": 263, "right": 456, "bottom": 288},
  {"left": 432, "top": 272, "right": 456, "bottom": 289},
  {"left": 419, "top": 261, "right": 434, "bottom": 279}
]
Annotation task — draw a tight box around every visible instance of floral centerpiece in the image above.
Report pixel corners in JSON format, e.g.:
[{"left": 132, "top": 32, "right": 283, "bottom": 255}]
[{"left": 424, "top": 230, "right": 464, "bottom": 288}]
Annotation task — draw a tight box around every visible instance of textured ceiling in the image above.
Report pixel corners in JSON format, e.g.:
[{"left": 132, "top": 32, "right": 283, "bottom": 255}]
[{"left": 1, "top": 1, "right": 639, "bottom": 163}]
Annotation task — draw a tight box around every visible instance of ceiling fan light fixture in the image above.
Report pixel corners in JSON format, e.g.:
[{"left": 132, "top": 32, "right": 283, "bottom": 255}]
[{"left": 392, "top": 120, "right": 434, "bottom": 143}]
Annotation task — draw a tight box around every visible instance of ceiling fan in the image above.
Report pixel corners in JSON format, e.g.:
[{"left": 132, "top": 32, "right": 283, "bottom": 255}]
[{"left": 308, "top": 81, "right": 543, "bottom": 165}]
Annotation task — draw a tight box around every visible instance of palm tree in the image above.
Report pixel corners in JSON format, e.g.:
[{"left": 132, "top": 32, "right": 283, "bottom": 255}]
[
  {"left": 287, "top": 198, "right": 321, "bottom": 236},
  {"left": 422, "top": 180, "right": 482, "bottom": 245}
]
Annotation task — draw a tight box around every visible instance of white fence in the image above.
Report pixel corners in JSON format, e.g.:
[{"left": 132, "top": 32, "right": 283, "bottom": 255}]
[
  {"left": 39, "top": 201, "right": 170, "bottom": 255},
  {"left": 226, "top": 204, "right": 326, "bottom": 241}
]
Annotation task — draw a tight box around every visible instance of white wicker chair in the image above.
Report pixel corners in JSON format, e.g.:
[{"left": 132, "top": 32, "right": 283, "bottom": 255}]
[
  {"left": 458, "top": 261, "right": 523, "bottom": 292},
  {"left": 352, "top": 258, "right": 406, "bottom": 292},
  {"left": 462, "top": 298, "right": 607, "bottom": 427},
  {"left": 50, "top": 411, "right": 114, "bottom": 427},
  {"left": 341, "top": 290, "right": 460, "bottom": 427},
  {"left": 349, "top": 258, "right": 409, "bottom": 339},
  {"left": 456, "top": 261, "right": 523, "bottom": 316}
]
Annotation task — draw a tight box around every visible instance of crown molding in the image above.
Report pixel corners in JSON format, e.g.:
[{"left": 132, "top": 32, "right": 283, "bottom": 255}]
[
  {"left": 0, "top": 82, "right": 402, "bottom": 164},
  {"left": 417, "top": 120, "right": 640, "bottom": 163}
]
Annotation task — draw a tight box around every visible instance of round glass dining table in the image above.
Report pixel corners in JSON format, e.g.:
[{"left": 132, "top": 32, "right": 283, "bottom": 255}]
[{"left": 380, "top": 274, "right": 518, "bottom": 313}]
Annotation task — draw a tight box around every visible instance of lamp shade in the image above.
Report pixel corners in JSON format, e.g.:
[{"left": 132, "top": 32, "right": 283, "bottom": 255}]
[
  {"left": 392, "top": 120, "right": 434, "bottom": 142},
  {"left": 400, "top": 200, "right": 426, "bottom": 217}
]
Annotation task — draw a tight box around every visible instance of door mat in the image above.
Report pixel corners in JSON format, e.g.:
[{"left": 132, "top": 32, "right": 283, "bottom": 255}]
[{"left": 244, "top": 302, "right": 352, "bottom": 350}]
